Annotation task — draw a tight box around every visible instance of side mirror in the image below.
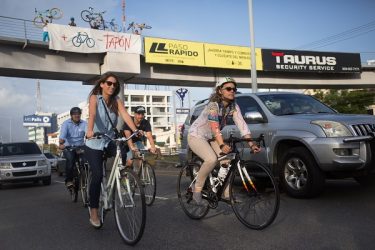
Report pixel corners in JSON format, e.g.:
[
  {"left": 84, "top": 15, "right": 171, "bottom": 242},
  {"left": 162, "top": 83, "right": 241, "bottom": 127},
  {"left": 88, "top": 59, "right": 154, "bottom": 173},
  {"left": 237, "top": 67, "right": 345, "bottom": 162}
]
[{"left": 244, "top": 111, "right": 265, "bottom": 123}]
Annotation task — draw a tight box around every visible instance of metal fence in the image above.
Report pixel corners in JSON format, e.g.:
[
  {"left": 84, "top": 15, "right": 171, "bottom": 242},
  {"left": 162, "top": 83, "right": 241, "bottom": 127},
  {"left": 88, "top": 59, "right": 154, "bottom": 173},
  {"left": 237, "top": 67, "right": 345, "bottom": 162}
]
[{"left": 0, "top": 15, "right": 44, "bottom": 41}]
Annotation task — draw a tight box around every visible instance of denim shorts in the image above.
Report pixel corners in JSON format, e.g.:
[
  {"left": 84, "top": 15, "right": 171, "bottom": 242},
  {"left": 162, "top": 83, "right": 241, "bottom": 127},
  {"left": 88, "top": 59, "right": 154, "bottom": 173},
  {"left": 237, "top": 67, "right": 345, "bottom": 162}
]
[{"left": 127, "top": 141, "right": 145, "bottom": 160}]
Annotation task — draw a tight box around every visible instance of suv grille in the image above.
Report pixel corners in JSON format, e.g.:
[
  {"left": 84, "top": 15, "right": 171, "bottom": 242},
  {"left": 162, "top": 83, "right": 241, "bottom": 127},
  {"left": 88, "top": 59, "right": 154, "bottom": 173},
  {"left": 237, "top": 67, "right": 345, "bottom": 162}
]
[
  {"left": 351, "top": 124, "right": 375, "bottom": 136},
  {"left": 12, "top": 161, "right": 37, "bottom": 168}
]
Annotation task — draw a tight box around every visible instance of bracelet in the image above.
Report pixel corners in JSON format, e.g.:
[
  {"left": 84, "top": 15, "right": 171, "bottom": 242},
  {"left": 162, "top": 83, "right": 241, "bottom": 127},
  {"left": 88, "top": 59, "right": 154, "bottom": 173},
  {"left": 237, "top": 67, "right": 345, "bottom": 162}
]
[
  {"left": 220, "top": 144, "right": 225, "bottom": 149},
  {"left": 133, "top": 129, "right": 139, "bottom": 133}
]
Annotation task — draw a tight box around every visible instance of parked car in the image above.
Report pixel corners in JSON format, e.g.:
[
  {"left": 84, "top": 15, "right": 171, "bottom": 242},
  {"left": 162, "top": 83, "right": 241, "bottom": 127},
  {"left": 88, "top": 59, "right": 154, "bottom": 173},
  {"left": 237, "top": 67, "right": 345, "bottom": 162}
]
[
  {"left": 44, "top": 152, "right": 58, "bottom": 169},
  {"left": 0, "top": 141, "right": 51, "bottom": 186},
  {"left": 180, "top": 92, "right": 375, "bottom": 198}
]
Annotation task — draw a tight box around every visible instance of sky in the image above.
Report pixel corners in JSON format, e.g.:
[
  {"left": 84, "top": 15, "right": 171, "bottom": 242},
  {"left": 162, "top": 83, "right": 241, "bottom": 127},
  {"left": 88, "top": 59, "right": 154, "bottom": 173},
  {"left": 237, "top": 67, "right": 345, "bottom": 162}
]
[{"left": 0, "top": 0, "right": 375, "bottom": 142}]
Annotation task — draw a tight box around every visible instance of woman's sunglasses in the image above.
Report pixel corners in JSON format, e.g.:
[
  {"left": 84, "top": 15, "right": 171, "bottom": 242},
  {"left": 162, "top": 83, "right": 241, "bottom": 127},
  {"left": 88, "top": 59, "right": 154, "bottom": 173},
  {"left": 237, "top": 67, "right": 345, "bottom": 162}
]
[
  {"left": 223, "top": 87, "right": 237, "bottom": 92},
  {"left": 105, "top": 80, "right": 118, "bottom": 87}
]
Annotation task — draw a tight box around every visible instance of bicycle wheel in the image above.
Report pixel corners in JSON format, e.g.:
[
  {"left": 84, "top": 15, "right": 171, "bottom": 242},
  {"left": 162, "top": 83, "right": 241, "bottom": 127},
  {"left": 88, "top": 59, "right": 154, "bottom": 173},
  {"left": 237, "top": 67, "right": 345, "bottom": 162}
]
[
  {"left": 114, "top": 168, "right": 146, "bottom": 245},
  {"left": 72, "top": 175, "right": 79, "bottom": 202},
  {"left": 86, "top": 38, "right": 95, "bottom": 48},
  {"left": 72, "top": 36, "right": 81, "bottom": 47},
  {"left": 80, "top": 164, "right": 89, "bottom": 207},
  {"left": 230, "top": 161, "right": 280, "bottom": 230},
  {"left": 139, "top": 162, "right": 156, "bottom": 206},
  {"left": 49, "top": 8, "right": 63, "bottom": 20},
  {"left": 33, "top": 16, "right": 44, "bottom": 28},
  {"left": 81, "top": 10, "right": 91, "bottom": 22},
  {"left": 177, "top": 163, "right": 209, "bottom": 219}
]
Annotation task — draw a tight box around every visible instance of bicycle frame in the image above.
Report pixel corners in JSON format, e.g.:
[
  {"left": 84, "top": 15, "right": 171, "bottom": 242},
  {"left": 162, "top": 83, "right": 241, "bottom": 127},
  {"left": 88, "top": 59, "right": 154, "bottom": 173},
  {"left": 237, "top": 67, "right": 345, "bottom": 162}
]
[
  {"left": 196, "top": 136, "right": 265, "bottom": 203},
  {"left": 101, "top": 146, "right": 134, "bottom": 211}
]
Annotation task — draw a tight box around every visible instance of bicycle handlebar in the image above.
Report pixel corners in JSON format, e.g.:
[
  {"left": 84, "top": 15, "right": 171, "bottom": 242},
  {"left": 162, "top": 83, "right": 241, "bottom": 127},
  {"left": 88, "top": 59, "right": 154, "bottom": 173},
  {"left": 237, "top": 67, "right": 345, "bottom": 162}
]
[{"left": 91, "top": 131, "right": 139, "bottom": 142}]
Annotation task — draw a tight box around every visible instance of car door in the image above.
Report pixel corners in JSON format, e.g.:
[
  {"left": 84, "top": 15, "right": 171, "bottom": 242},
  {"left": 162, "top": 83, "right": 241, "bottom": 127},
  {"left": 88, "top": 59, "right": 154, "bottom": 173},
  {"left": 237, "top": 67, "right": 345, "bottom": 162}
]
[{"left": 222, "top": 95, "right": 269, "bottom": 165}]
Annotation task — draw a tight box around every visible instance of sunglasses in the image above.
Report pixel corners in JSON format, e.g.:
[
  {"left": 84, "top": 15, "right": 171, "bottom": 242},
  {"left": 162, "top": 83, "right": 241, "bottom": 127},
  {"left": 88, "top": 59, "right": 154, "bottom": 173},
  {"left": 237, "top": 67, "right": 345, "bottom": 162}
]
[
  {"left": 223, "top": 87, "right": 237, "bottom": 92},
  {"left": 104, "top": 80, "right": 118, "bottom": 87}
]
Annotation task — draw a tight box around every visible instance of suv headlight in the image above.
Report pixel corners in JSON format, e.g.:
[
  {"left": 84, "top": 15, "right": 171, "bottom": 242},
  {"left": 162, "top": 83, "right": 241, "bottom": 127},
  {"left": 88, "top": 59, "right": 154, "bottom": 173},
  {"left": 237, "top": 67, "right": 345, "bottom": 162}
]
[
  {"left": 0, "top": 162, "right": 12, "bottom": 169},
  {"left": 311, "top": 120, "right": 352, "bottom": 137},
  {"left": 37, "top": 160, "right": 48, "bottom": 166}
]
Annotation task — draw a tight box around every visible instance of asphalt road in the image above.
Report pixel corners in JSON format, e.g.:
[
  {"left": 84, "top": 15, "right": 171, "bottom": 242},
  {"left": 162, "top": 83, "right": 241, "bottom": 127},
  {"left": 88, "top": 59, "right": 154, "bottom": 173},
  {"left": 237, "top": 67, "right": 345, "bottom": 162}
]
[{"left": 1, "top": 166, "right": 375, "bottom": 250}]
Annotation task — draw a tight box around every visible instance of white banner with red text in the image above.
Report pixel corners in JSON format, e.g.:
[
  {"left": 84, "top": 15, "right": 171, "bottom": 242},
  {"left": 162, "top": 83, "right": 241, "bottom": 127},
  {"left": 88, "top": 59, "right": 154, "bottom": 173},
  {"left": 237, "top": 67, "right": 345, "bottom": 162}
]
[{"left": 48, "top": 24, "right": 142, "bottom": 54}]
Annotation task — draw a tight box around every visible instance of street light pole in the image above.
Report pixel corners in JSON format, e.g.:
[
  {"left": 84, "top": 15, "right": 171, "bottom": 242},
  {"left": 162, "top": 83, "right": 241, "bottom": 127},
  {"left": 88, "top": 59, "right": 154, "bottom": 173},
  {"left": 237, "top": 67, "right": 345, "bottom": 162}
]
[{"left": 248, "top": 0, "right": 258, "bottom": 93}]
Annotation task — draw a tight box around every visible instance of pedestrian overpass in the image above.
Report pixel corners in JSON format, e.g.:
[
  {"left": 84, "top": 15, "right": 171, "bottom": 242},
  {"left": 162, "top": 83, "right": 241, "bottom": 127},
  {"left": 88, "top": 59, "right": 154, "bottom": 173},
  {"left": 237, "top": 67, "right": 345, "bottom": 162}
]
[{"left": 0, "top": 21, "right": 374, "bottom": 89}]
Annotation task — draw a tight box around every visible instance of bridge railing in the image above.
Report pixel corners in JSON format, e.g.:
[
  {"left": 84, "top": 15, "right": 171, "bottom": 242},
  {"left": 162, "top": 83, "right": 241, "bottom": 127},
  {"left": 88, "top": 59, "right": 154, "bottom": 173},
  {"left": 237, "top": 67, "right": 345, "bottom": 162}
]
[{"left": 0, "top": 15, "right": 43, "bottom": 41}]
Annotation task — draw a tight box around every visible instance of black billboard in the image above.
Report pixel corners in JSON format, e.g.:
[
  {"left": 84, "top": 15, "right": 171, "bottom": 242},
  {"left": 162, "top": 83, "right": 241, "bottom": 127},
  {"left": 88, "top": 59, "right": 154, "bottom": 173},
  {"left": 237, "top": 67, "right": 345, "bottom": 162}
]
[{"left": 262, "top": 49, "right": 361, "bottom": 73}]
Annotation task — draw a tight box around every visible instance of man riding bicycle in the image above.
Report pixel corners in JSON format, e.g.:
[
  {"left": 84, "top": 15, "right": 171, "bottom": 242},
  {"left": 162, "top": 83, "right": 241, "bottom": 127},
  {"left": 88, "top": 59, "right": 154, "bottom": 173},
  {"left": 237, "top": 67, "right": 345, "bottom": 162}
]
[
  {"left": 123, "top": 106, "right": 157, "bottom": 168},
  {"left": 59, "top": 107, "right": 87, "bottom": 188}
]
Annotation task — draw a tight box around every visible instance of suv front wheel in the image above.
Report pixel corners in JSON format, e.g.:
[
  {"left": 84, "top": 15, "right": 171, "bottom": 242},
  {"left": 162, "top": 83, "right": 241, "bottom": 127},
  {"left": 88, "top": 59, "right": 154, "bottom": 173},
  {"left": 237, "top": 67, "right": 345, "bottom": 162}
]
[{"left": 279, "top": 146, "right": 325, "bottom": 198}]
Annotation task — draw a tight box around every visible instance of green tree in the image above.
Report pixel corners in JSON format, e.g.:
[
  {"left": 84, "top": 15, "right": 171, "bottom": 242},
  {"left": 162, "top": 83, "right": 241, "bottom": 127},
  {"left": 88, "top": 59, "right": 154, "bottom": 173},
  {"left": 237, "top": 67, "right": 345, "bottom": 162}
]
[{"left": 314, "top": 89, "right": 375, "bottom": 114}]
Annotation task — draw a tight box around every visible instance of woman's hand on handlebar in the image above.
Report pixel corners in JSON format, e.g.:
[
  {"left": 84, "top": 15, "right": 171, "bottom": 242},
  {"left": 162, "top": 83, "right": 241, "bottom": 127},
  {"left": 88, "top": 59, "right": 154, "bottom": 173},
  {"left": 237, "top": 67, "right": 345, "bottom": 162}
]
[
  {"left": 86, "top": 130, "right": 94, "bottom": 139},
  {"left": 249, "top": 142, "right": 261, "bottom": 153},
  {"left": 221, "top": 144, "right": 232, "bottom": 154}
]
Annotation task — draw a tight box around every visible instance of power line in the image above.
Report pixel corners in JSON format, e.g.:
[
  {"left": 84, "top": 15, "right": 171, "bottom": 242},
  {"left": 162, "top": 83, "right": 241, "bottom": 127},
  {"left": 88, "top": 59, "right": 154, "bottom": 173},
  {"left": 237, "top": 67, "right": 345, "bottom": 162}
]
[
  {"left": 310, "top": 27, "right": 375, "bottom": 50},
  {"left": 294, "top": 20, "right": 375, "bottom": 50}
]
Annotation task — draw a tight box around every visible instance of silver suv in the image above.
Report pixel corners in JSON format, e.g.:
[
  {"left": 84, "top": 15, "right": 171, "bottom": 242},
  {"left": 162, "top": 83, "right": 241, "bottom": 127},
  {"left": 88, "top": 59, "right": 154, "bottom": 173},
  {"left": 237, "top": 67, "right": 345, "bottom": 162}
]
[
  {"left": 0, "top": 142, "right": 51, "bottom": 186},
  {"left": 180, "top": 92, "right": 375, "bottom": 198}
]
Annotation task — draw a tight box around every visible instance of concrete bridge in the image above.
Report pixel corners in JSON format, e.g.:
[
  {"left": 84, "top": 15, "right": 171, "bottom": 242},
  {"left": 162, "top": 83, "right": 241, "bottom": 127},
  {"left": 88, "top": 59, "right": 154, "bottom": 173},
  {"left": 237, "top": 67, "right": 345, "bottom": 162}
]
[{"left": 0, "top": 36, "right": 374, "bottom": 89}]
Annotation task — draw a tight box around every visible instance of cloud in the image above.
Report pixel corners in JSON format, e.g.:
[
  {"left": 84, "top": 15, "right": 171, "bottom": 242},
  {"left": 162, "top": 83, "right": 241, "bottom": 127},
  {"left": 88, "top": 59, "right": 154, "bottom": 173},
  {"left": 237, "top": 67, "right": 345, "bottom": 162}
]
[{"left": 0, "top": 85, "right": 33, "bottom": 109}]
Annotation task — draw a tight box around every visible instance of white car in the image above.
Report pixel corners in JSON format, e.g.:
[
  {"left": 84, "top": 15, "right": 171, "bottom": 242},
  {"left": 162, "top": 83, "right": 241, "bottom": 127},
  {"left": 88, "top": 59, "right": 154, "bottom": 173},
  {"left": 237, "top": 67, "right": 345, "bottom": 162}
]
[
  {"left": 44, "top": 152, "right": 58, "bottom": 169},
  {"left": 0, "top": 142, "right": 51, "bottom": 186}
]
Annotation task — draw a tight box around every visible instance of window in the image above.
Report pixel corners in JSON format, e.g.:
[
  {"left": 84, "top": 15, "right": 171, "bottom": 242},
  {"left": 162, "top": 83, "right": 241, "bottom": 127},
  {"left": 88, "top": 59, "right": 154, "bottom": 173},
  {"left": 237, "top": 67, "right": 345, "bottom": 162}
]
[
  {"left": 231, "top": 96, "right": 264, "bottom": 124},
  {"left": 0, "top": 143, "right": 41, "bottom": 157},
  {"left": 189, "top": 105, "right": 205, "bottom": 125}
]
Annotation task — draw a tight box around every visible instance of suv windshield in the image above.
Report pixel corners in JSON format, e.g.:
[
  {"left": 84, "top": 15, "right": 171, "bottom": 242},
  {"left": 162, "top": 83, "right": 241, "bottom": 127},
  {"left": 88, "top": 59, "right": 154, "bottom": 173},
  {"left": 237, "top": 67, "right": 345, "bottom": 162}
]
[
  {"left": 0, "top": 143, "right": 42, "bottom": 157},
  {"left": 44, "top": 153, "right": 55, "bottom": 159},
  {"left": 258, "top": 94, "right": 336, "bottom": 116}
]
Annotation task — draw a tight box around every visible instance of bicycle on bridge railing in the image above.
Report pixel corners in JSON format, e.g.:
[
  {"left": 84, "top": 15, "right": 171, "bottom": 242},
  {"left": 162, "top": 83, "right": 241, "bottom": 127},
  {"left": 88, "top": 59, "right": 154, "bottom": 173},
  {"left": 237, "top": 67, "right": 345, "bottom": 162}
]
[
  {"left": 33, "top": 7, "right": 63, "bottom": 28},
  {"left": 126, "top": 22, "right": 152, "bottom": 34},
  {"left": 64, "top": 145, "right": 89, "bottom": 206},
  {"left": 80, "top": 7, "right": 105, "bottom": 29},
  {"left": 103, "top": 18, "right": 122, "bottom": 32},
  {"left": 177, "top": 134, "right": 280, "bottom": 230},
  {"left": 87, "top": 131, "right": 146, "bottom": 245}
]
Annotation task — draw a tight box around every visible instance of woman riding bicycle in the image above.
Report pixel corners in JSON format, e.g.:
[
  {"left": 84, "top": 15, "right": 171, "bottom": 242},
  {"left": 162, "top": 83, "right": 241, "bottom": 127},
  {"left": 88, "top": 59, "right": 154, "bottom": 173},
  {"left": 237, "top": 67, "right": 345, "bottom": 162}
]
[
  {"left": 188, "top": 77, "right": 261, "bottom": 204},
  {"left": 85, "top": 72, "right": 139, "bottom": 228}
]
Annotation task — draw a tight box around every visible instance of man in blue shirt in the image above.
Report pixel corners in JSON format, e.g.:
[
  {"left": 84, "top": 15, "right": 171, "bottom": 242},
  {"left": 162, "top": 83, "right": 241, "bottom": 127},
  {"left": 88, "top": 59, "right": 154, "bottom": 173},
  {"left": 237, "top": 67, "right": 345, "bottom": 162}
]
[{"left": 59, "top": 107, "right": 87, "bottom": 188}]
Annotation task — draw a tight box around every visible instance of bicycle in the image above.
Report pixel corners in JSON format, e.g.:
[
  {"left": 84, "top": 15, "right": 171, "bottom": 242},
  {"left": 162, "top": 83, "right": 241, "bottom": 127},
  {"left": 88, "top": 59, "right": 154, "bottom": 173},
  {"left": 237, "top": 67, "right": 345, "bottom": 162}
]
[
  {"left": 177, "top": 134, "right": 280, "bottom": 230},
  {"left": 87, "top": 132, "right": 146, "bottom": 245},
  {"left": 65, "top": 146, "right": 89, "bottom": 207},
  {"left": 104, "top": 18, "right": 122, "bottom": 32},
  {"left": 72, "top": 32, "right": 95, "bottom": 48},
  {"left": 33, "top": 7, "right": 63, "bottom": 28},
  {"left": 81, "top": 7, "right": 105, "bottom": 26},
  {"left": 126, "top": 22, "right": 152, "bottom": 34},
  {"left": 131, "top": 149, "right": 158, "bottom": 206}
]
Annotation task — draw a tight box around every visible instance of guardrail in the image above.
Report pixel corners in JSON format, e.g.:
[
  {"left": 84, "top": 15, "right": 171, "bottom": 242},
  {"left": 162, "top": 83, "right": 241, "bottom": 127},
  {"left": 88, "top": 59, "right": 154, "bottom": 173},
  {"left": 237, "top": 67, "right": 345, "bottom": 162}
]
[{"left": 0, "top": 15, "right": 44, "bottom": 41}]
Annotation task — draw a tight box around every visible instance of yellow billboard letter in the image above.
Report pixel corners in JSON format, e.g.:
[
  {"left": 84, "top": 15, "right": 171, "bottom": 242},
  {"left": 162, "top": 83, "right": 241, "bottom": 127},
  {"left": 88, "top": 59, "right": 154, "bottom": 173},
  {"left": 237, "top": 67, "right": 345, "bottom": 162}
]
[{"left": 145, "top": 37, "right": 205, "bottom": 66}]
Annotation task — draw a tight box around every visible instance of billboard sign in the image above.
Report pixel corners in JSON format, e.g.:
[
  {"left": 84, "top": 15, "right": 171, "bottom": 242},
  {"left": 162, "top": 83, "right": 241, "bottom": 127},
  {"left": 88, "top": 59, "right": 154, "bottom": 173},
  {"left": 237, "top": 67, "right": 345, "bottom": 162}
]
[
  {"left": 23, "top": 115, "right": 51, "bottom": 127},
  {"left": 145, "top": 37, "right": 262, "bottom": 70},
  {"left": 145, "top": 37, "right": 205, "bottom": 67},
  {"left": 262, "top": 49, "right": 361, "bottom": 73},
  {"left": 204, "top": 44, "right": 262, "bottom": 70}
]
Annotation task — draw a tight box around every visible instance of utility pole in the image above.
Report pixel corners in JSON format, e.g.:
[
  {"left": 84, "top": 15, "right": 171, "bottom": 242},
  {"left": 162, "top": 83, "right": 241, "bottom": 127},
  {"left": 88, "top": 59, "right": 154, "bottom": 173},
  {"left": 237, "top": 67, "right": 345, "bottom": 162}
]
[
  {"left": 122, "top": 0, "right": 126, "bottom": 32},
  {"left": 248, "top": 0, "right": 258, "bottom": 93}
]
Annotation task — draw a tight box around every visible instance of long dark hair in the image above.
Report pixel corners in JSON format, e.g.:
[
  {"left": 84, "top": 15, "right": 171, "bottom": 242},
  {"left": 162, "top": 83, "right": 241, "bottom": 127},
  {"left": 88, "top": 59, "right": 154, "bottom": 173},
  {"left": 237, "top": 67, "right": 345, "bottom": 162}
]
[
  {"left": 209, "top": 86, "right": 224, "bottom": 103},
  {"left": 88, "top": 72, "right": 120, "bottom": 113}
]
